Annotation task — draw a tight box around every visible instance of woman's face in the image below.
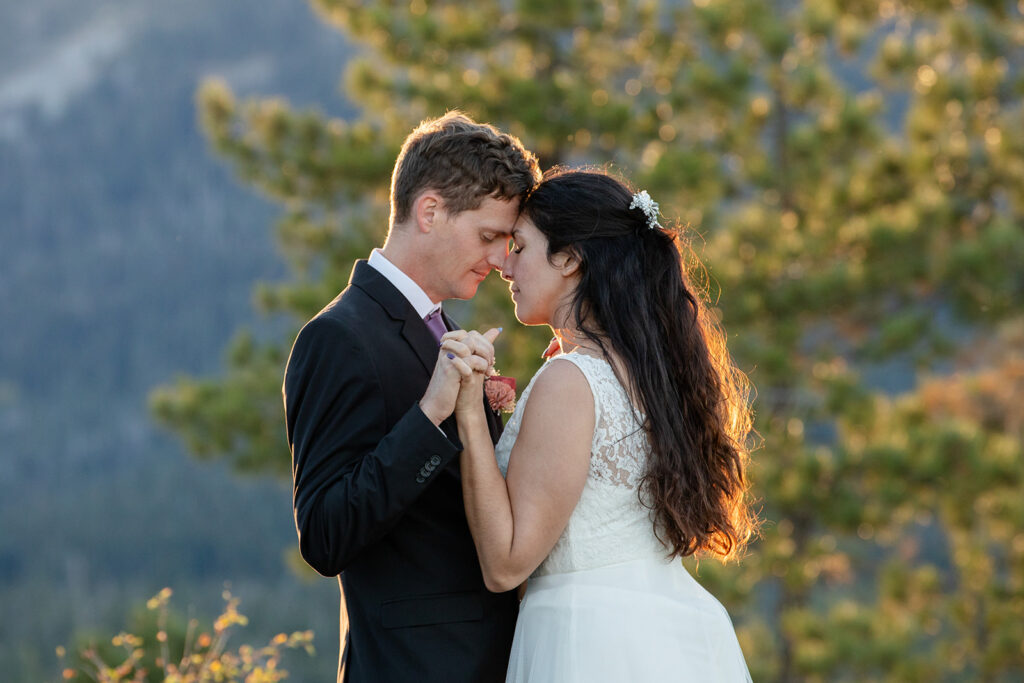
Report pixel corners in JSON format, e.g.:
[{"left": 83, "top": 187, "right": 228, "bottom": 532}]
[{"left": 501, "top": 217, "right": 577, "bottom": 326}]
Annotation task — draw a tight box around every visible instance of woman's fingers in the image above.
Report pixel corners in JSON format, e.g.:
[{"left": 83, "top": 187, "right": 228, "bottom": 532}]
[
  {"left": 438, "top": 349, "right": 474, "bottom": 377},
  {"left": 443, "top": 333, "right": 493, "bottom": 366},
  {"left": 464, "top": 354, "right": 490, "bottom": 374},
  {"left": 440, "top": 330, "right": 468, "bottom": 343},
  {"left": 443, "top": 328, "right": 503, "bottom": 375},
  {"left": 461, "top": 329, "right": 499, "bottom": 367},
  {"left": 450, "top": 356, "right": 475, "bottom": 378},
  {"left": 439, "top": 341, "right": 490, "bottom": 379}
]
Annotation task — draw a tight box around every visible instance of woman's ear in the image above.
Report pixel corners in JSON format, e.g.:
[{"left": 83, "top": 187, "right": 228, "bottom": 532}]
[{"left": 553, "top": 250, "right": 581, "bottom": 277}]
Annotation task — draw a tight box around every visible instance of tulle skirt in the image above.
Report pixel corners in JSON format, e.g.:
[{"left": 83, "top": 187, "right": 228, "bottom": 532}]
[{"left": 507, "top": 558, "right": 752, "bottom": 682}]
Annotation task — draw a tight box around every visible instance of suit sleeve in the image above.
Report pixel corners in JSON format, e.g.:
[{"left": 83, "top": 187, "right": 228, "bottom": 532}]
[{"left": 284, "top": 315, "right": 459, "bottom": 577}]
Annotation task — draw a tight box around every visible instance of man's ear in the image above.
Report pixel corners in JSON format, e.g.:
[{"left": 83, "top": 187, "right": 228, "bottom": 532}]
[{"left": 412, "top": 191, "right": 442, "bottom": 234}]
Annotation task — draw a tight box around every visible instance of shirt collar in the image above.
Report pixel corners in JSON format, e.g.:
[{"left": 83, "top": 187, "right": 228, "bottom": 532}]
[{"left": 367, "top": 249, "right": 440, "bottom": 319}]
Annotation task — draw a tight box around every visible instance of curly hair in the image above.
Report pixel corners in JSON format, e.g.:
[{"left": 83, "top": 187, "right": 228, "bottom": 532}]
[
  {"left": 390, "top": 111, "right": 541, "bottom": 227},
  {"left": 521, "top": 168, "right": 758, "bottom": 561}
]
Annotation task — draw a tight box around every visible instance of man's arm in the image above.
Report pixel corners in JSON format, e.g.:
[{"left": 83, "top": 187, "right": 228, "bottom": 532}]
[{"left": 284, "top": 315, "right": 458, "bottom": 577}]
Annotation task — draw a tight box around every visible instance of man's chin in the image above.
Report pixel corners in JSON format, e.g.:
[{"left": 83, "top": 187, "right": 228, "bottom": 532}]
[{"left": 457, "top": 282, "right": 484, "bottom": 300}]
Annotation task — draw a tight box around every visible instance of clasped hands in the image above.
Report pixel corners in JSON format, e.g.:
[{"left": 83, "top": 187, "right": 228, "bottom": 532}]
[{"left": 419, "top": 328, "right": 501, "bottom": 426}]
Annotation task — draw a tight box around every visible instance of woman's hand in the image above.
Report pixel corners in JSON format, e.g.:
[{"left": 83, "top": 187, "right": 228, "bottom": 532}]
[
  {"left": 419, "top": 333, "right": 488, "bottom": 426},
  {"left": 442, "top": 328, "right": 502, "bottom": 416}
]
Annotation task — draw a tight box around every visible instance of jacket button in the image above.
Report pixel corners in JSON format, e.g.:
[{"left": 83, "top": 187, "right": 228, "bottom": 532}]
[{"left": 429, "top": 455, "right": 442, "bottom": 466}]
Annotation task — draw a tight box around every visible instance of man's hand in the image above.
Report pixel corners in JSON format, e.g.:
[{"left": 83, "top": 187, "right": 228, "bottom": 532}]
[
  {"left": 418, "top": 331, "right": 495, "bottom": 426},
  {"left": 453, "top": 328, "right": 502, "bottom": 416}
]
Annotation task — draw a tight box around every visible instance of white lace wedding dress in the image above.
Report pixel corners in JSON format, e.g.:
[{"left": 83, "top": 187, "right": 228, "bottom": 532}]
[{"left": 494, "top": 352, "right": 752, "bottom": 682}]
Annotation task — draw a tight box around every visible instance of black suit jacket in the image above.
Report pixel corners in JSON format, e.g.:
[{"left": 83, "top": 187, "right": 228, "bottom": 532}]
[{"left": 284, "top": 260, "right": 516, "bottom": 682}]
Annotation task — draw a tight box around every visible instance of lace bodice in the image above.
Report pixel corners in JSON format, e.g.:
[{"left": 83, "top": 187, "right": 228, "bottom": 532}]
[{"left": 494, "top": 352, "right": 668, "bottom": 576}]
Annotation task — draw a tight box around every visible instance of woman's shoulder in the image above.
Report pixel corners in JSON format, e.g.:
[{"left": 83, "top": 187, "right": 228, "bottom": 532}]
[
  {"left": 551, "top": 350, "right": 646, "bottom": 421},
  {"left": 521, "top": 356, "right": 592, "bottom": 410},
  {"left": 550, "top": 351, "right": 625, "bottom": 396},
  {"left": 516, "top": 356, "right": 597, "bottom": 444},
  {"left": 545, "top": 349, "right": 611, "bottom": 376},
  {"left": 533, "top": 354, "right": 595, "bottom": 396}
]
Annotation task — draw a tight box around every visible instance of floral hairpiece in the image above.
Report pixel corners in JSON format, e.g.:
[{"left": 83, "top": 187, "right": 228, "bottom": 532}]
[{"left": 629, "top": 190, "right": 661, "bottom": 230}]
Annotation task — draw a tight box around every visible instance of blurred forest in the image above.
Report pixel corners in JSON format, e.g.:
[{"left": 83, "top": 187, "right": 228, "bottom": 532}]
[
  {"left": 4, "top": 0, "right": 1021, "bottom": 681},
  {"left": 151, "top": 1, "right": 1024, "bottom": 681},
  {"left": 0, "top": 0, "right": 349, "bottom": 680}
]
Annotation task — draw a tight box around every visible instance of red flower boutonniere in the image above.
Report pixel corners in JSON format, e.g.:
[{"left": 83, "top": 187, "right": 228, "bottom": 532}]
[{"left": 485, "top": 374, "right": 516, "bottom": 413}]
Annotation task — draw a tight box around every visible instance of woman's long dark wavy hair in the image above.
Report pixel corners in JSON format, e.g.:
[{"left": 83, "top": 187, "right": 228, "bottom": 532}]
[{"left": 521, "top": 168, "right": 757, "bottom": 561}]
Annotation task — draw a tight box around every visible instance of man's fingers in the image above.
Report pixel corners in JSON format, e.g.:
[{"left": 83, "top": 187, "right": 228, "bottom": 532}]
[
  {"left": 440, "top": 339, "right": 471, "bottom": 358},
  {"left": 441, "top": 330, "right": 468, "bottom": 343},
  {"left": 462, "top": 331, "right": 496, "bottom": 366},
  {"left": 465, "top": 355, "right": 490, "bottom": 374}
]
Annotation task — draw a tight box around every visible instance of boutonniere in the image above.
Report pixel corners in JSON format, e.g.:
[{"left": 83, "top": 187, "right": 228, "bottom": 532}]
[{"left": 485, "top": 374, "right": 516, "bottom": 413}]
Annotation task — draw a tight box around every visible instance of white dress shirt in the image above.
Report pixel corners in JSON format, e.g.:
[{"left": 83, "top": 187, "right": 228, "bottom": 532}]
[{"left": 367, "top": 248, "right": 442, "bottom": 319}]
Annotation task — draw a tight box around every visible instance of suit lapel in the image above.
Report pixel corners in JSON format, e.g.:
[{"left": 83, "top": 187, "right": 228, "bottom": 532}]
[
  {"left": 350, "top": 260, "right": 440, "bottom": 375},
  {"left": 401, "top": 316, "right": 442, "bottom": 376},
  {"left": 349, "top": 259, "right": 503, "bottom": 444}
]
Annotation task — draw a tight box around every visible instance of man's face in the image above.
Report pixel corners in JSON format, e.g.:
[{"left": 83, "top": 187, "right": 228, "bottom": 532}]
[{"left": 424, "top": 196, "right": 520, "bottom": 301}]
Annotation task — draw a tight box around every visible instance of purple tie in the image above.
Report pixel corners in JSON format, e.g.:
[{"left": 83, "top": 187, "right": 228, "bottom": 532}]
[{"left": 423, "top": 308, "right": 447, "bottom": 344}]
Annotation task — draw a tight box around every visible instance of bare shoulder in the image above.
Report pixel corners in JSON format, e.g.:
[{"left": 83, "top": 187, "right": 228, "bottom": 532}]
[
  {"left": 537, "top": 357, "right": 593, "bottom": 397},
  {"left": 520, "top": 358, "right": 595, "bottom": 433}
]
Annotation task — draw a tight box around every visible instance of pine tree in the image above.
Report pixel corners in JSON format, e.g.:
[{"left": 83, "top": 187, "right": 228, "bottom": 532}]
[{"left": 151, "top": 1, "right": 1024, "bottom": 679}]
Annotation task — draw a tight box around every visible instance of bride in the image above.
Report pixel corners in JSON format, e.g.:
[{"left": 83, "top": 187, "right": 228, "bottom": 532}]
[{"left": 439, "top": 169, "right": 756, "bottom": 681}]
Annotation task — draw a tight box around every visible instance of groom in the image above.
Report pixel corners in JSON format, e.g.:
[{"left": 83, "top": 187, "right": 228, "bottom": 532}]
[{"left": 283, "top": 112, "right": 540, "bottom": 682}]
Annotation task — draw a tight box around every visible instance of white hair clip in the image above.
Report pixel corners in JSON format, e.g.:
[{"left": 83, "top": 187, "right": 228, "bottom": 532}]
[{"left": 629, "top": 190, "right": 660, "bottom": 230}]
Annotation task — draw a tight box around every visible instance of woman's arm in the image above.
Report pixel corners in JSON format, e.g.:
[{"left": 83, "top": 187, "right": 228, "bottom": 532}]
[{"left": 457, "top": 359, "right": 595, "bottom": 592}]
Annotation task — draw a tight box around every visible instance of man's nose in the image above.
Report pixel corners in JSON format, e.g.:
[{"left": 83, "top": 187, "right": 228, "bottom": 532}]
[
  {"left": 487, "top": 242, "right": 507, "bottom": 270},
  {"left": 499, "top": 252, "right": 514, "bottom": 280}
]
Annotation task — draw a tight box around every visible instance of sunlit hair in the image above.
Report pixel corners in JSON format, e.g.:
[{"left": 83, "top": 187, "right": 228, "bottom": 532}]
[
  {"left": 390, "top": 111, "right": 541, "bottom": 227},
  {"left": 521, "top": 168, "right": 758, "bottom": 561}
]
